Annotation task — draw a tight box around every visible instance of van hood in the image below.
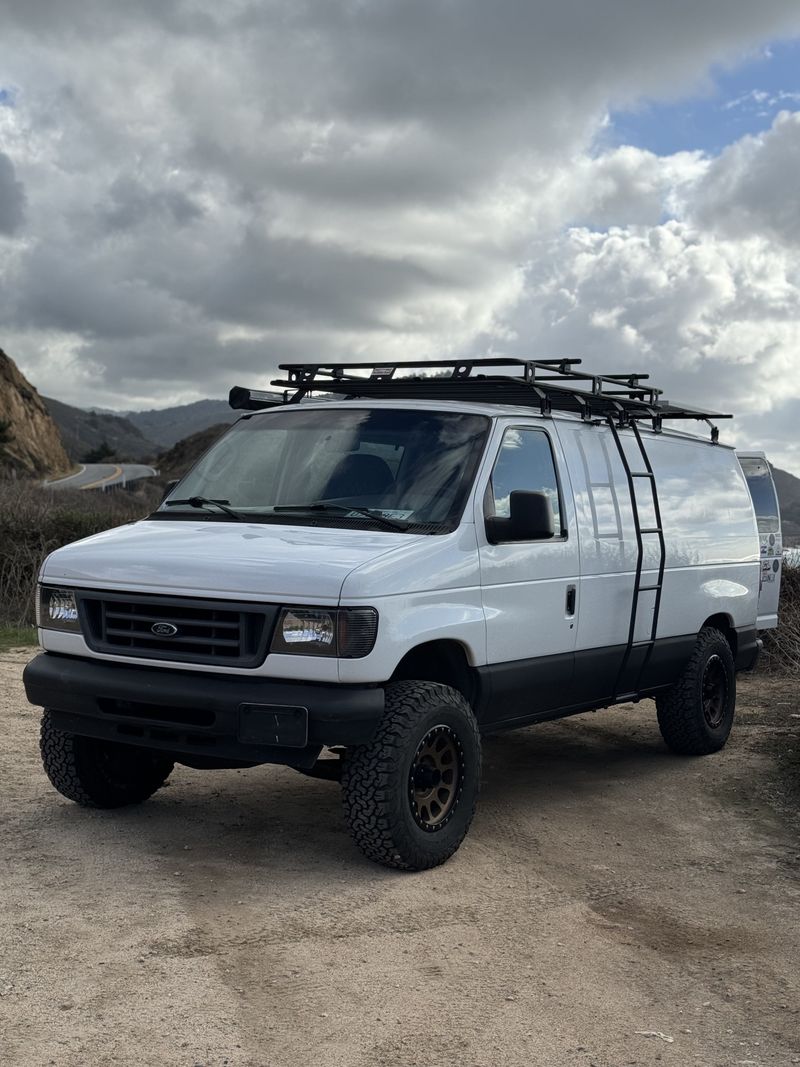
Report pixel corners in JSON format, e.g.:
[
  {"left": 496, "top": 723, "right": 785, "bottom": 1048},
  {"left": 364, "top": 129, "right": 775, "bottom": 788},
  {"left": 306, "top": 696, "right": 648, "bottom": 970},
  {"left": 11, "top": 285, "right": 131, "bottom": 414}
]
[{"left": 40, "top": 519, "right": 416, "bottom": 602}]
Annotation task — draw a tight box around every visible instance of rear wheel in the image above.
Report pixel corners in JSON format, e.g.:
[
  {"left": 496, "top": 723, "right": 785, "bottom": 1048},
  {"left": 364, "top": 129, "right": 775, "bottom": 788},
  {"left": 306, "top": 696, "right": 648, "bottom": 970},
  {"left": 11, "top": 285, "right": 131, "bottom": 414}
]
[
  {"left": 656, "top": 627, "right": 736, "bottom": 755},
  {"left": 341, "top": 681, "right": 481, "bottom": 870},
  {"left": 40, "top": 712, "right": 174, "bottom": 808}
]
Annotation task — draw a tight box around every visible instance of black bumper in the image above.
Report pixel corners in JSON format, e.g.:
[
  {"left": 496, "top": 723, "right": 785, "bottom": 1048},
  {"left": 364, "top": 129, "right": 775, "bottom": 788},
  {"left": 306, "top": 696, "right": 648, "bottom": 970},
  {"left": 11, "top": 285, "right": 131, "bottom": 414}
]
[{"left": 23, "top": 653, "right": 385, "bottom": 768}]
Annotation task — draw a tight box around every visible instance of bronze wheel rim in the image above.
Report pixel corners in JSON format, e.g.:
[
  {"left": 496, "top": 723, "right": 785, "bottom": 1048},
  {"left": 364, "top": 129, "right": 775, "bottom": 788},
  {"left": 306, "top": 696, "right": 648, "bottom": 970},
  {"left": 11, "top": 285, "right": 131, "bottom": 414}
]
[
  {"left": 702, "top": 655, "right": 728, "bottom": 729},
  {"left": 409, "top": 725, "right": 463, "bottom": 833}
]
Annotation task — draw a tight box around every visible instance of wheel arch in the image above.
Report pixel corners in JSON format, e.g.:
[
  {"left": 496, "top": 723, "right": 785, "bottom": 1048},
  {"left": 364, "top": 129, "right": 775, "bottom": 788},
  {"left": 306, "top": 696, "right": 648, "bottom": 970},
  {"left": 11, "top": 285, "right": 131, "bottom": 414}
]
[
  {"left": 389, "top": 639, "right": 481, "bottom": 708},
  {"left": 701, "top": 612, "right": 737, "bottom": 658}
]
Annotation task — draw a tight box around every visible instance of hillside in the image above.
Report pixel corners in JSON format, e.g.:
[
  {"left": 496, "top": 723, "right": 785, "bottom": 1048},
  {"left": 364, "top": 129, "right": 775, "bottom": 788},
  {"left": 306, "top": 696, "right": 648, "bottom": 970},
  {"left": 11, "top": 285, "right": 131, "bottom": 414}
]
[
  {"left": 0, "top": 350, "right": 71, "bottom": 477},
  {"left": 156, "top": 423, "right": 230, "bottom": 481},
  {"left": 773, "top": 465, "right": 800, "bottom": 545},
  {"left": 122, "top": 399, "right": 237, "bottom": 449},
  {"left": 44, "top": 396, "right": 159, "bottom": 463}
]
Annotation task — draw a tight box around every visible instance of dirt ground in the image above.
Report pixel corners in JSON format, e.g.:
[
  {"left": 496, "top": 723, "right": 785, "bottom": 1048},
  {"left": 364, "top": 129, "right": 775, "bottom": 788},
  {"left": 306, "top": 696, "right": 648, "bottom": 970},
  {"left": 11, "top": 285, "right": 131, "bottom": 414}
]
[{"left": 1, "top": 648, "right": 799, "bottom": 1067}]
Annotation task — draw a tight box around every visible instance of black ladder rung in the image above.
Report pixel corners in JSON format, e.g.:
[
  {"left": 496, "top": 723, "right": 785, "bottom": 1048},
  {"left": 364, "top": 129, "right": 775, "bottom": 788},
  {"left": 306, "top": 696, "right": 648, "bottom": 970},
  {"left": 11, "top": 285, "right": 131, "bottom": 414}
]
[{"left": 607, "top": 412, "right": 666, "bottom": 702}]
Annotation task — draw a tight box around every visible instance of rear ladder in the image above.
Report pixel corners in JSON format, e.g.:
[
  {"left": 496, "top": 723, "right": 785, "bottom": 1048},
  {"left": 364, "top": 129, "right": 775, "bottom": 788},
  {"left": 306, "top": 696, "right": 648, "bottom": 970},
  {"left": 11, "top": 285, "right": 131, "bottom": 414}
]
[{"left": 606, "top": 417, "right": 666, "bottom": 700}]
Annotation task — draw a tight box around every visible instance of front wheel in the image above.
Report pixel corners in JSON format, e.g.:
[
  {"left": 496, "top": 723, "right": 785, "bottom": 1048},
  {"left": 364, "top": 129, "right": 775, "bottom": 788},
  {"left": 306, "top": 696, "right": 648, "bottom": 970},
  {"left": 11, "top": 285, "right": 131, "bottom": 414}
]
[
  {"left": 40, "top": 712, "right": 174, "bottom": 808},
  {"left": 341, "top": 681, "right": 481, "bottom": 870},
  {"left": 656, "top": 627, "right": 736, "bottom": 755}
]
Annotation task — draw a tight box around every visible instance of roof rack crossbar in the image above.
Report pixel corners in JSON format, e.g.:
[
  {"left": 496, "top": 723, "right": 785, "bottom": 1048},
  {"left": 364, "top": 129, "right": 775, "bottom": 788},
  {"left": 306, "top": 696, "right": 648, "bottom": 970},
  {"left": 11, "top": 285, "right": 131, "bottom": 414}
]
[
  {"left": 275, "top": 359, "right": 663, "bottom": 399},
  {"left": 224, "top": 358, "right": 730, "bottom": 439}
]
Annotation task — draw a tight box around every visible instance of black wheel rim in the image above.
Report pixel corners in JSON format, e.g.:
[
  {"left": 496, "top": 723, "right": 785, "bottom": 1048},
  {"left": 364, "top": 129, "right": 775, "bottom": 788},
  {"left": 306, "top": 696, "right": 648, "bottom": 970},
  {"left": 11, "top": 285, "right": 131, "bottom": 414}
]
[
  {"left": 701, "top": 655, "right": 728, "bottom": 729},
  {"left": 408, "top": 725, "right": 463, "bottom": 833}
]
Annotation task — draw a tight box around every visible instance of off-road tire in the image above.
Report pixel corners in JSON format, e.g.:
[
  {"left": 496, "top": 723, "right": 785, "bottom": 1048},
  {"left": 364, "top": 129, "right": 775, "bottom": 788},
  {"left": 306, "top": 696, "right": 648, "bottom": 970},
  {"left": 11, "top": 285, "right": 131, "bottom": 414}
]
[
  {"left": 40, "top": 711, "right": 174, "bottom": 808},
  {"left": 656, "top": 627, "right": 736, "bottom": 755},
  {"left": 341, "top": 681, "right": 481, "bottom": 871}
]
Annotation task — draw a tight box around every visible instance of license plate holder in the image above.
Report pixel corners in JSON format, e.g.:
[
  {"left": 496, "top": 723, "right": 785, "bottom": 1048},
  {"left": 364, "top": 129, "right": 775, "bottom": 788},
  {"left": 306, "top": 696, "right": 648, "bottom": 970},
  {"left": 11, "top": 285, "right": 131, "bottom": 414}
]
[{"left": 237, "top": 704, "right": 309, "bottom": 748}]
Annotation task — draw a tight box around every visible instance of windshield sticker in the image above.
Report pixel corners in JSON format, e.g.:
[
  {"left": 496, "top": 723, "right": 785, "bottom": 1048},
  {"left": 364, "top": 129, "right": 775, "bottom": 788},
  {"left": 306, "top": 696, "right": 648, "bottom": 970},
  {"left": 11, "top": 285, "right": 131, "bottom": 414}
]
[{"left": 348, "top": 509, "right": 414, "bottom": 520}]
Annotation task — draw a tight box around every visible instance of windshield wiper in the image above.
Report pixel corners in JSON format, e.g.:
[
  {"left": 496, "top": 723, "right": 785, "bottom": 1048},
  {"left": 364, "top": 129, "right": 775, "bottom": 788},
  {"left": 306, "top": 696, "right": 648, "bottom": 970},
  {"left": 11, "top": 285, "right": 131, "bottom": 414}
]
[
  {"left": 164, "top": 496, "right": 246, "bottom": 522},
  {"left": 273, "top": 502, "right": 410, "bottom": 532}
]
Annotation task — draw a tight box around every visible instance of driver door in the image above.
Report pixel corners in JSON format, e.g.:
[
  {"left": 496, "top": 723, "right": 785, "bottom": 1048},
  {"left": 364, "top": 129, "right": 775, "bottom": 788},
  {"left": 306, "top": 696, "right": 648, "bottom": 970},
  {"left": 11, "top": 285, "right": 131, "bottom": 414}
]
[{"left": 477, "top": 423, "right": 579, "bottom": 725}]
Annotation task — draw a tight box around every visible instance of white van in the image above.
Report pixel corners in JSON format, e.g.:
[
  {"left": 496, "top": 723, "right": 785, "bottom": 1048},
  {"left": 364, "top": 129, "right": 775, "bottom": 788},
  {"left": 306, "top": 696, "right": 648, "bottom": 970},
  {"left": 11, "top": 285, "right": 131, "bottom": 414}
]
[{"left": 24, "top": 359, "right": 780, "bottom": 870}]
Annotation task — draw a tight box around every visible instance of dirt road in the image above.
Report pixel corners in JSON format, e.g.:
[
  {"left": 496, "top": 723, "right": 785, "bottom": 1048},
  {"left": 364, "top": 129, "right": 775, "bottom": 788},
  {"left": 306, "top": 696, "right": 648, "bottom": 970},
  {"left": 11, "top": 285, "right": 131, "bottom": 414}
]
[{"left": 1, "top": 647, "right": 799, "bottom": 1067}]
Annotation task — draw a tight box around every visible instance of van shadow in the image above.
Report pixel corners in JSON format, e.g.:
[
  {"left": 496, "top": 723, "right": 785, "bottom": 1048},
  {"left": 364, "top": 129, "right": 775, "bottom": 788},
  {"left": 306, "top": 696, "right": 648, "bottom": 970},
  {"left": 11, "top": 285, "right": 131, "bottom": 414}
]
[
  {"left": 480, "top": 711, "right": 673, "bottom": 810},
  {"left": 36, "top": 709, "right": 673, "bottom": 885}
]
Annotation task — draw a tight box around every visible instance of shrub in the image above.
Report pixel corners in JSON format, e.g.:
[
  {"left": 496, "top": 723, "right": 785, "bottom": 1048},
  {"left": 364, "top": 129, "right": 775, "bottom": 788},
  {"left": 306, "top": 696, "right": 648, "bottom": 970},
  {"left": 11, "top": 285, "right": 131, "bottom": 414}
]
[
  {"left": 0, "top": 479, "right": 160, "bottom": 626},
  {"left": 759, "top": 560, "right": 800, "bottom": 675}
]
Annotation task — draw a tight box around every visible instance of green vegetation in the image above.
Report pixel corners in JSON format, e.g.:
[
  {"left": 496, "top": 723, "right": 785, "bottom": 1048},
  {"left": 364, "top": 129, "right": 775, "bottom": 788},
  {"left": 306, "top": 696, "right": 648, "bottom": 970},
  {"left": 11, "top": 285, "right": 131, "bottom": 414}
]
[
  {"left": 82, "top": 440, "right": 115, "bottom": 463},
  {"left": 0, "top": 479, "right": 161, "bottom": 627},
  {"left": 0, "top": 625, "right": 38, "bottom": 652}
]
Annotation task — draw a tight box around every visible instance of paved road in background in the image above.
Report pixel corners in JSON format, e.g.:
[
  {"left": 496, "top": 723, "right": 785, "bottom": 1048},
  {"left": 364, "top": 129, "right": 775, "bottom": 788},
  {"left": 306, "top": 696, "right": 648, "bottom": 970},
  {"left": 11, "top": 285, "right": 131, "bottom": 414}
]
[{"left": 44, "top": 463, "right": 158, "bottom": 491}]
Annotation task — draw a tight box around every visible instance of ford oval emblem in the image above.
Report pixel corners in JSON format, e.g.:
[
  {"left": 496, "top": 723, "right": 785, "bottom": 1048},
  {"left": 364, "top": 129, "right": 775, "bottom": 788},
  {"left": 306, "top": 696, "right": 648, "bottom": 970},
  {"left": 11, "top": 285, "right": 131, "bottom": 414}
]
[{"left": 151, "top": 622, "right": 178, "bottom": 637}]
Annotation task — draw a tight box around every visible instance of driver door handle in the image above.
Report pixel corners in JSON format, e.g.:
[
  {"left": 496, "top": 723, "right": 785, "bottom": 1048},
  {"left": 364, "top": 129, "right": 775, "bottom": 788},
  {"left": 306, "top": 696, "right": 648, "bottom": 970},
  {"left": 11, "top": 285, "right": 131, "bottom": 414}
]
[{"left": 565, "top": 585, "right": 576, "bottom": 615}]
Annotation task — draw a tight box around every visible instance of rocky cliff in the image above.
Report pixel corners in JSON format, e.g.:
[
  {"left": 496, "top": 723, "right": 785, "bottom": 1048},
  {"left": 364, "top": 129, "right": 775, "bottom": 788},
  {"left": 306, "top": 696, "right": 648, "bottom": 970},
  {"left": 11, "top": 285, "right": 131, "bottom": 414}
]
[{"left": 0, "top": 349, "right": 71, "bottom": 477}]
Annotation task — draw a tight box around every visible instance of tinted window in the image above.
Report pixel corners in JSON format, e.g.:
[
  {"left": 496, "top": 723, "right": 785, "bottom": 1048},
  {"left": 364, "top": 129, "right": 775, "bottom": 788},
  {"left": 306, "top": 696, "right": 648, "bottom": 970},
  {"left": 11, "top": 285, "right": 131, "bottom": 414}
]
[
  {"left": 740, "top": 458, "right": 780, "bottom": 534},
  {"left": 488, "top": 428, "right": 563, "bottom": 531}
]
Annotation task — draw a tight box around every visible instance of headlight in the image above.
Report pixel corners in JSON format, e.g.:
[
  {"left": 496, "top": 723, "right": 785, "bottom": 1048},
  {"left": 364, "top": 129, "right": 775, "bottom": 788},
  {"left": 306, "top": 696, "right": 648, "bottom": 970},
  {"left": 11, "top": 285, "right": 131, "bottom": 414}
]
[
  {"left": 270, "top": 607, "right": 378, "bottom": 658},
  {"left": 38, "top": 586, "right": 82, "bottom": 633}
]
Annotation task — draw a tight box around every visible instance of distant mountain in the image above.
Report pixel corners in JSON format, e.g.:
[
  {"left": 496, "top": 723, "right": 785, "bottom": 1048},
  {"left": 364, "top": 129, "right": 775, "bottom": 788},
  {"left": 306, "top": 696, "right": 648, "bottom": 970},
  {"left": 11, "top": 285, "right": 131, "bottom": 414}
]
[
  {"left": 773, "top": 465, "right": 800, "bottom": 545},
  {"left": 0, "top": 350, "right": 71, "bottom": 477},
  {"left": 122, "top": 399, "right": 238, "bottom": 448},
  {"left": 44, "top": 396, "right": 159, "bottom": 463},
  {"left": 156, "top": 423, "right": 230, "bottom": 481}
]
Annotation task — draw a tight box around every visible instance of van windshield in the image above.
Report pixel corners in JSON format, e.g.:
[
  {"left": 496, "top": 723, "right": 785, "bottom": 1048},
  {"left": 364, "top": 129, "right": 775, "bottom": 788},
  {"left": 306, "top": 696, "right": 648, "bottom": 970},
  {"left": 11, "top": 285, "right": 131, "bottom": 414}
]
[{"left": 158, "top": 407, "right": 490, "bottom": 533}]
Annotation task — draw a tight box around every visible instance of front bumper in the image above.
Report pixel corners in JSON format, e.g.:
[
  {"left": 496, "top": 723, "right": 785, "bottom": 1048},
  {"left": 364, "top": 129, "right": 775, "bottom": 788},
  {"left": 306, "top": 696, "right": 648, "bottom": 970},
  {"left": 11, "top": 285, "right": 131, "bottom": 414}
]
[{"left": 23, "top": 653, "right": 385, "bottom": 768}]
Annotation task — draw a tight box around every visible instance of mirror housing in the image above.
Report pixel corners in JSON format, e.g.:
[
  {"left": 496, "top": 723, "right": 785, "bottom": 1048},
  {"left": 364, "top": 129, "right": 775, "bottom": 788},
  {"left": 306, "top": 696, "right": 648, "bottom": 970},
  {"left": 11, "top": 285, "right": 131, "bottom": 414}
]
[
  {"left": 486, "top": 490, "right": 556, "bottom": 544},
  {"left": 160, "top": 478, "right": 179, "bottom": 503}
]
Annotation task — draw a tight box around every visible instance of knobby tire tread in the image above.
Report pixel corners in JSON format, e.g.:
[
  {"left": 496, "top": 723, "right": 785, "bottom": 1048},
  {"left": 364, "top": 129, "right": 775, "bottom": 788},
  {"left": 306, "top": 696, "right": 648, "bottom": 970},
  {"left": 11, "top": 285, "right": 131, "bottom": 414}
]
[
  {"left": 40, "top": 711, "right": 173, "bottom": 808},
  {"left": 656, "top": 627, "right": 735, "bottom": 756},
  {"left": 342, "top": 681, "right": 480, "bottom": 871}
]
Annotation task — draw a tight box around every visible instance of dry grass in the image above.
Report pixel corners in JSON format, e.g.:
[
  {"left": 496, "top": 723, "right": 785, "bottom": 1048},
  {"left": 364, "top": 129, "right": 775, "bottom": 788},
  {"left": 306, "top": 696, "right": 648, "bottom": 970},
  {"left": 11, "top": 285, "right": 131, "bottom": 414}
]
[
  {"left": 759, "top": 560, "right": 800, "bottom": 675},
  {"left": 0, "top": 479, "right": 161, "bottom": 626}
]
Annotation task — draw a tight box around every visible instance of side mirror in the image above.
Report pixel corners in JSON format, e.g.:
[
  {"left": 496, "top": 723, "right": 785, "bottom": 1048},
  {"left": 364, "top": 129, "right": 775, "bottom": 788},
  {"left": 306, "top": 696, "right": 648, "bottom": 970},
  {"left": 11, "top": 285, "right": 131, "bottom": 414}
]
[
  {"left": 486, "top": 490, "right": 556, "bottom": 544},
  {"left": 161, "top": 479, "right": 179, "bottom": 503}
]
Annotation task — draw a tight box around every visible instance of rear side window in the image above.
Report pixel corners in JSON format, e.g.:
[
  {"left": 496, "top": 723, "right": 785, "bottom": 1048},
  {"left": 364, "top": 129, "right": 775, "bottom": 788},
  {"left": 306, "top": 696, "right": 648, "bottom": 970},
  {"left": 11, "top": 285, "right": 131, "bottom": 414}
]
[
  {"left": 487, "top": 427, "right": 563, "bottom": 532},
  {"left": 740, "top": 457, "right": 780, "bottom": 534}
]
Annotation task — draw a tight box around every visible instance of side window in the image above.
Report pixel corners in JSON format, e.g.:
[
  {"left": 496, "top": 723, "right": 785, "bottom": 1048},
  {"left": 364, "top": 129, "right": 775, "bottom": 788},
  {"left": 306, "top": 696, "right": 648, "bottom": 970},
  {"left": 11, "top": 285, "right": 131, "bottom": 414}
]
[
  {"left": 740, "top": 459, "right": 780, "bottom": 535},
  {"left": 488, "top": 428, "right": 563, "bottom": 532}
]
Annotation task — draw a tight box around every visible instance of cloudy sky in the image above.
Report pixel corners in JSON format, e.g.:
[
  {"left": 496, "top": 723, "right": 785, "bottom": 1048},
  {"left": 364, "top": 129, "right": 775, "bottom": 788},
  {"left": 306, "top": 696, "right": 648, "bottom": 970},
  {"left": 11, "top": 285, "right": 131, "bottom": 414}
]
[{"left": 2, "top": 1, "right": 800, "bottom": 471}]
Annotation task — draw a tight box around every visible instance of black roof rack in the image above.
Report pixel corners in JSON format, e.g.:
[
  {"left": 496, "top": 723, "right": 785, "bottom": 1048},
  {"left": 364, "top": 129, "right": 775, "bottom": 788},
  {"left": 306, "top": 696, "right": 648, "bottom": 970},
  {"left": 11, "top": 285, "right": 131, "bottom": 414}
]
[{"left": 229, "top": 358, "right": 731, "bottom": 441}]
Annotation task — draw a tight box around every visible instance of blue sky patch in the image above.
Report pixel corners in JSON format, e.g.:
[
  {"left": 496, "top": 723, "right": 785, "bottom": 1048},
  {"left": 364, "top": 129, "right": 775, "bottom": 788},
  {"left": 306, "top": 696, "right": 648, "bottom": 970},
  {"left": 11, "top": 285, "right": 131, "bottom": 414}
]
[
  {"left": 0, "top": 87, "right": 17, "bottom": 107},
  {"left": 606, "top": 37, "right": 800, "bottom": 156}
]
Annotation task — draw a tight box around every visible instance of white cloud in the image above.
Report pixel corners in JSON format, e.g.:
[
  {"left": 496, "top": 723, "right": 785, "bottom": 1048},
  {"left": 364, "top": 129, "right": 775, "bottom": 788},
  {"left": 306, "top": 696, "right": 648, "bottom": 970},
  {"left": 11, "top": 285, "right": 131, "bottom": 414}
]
[
  {"left": 494, "top": 208, "right": 800, "bottom": 470},
  {"left": 1, "top": 2, "right": 800, "bottom": 469},
  {"left": 692, "top": 109, "right": 800, "bottom": 244}
]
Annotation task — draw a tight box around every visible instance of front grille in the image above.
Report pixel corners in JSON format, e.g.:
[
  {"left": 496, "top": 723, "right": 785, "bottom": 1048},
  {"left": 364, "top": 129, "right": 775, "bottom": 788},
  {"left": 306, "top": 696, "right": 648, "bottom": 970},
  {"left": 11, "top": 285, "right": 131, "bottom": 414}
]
[{"left": 78, "top": 591, "right": 277, "bottom": 667}]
